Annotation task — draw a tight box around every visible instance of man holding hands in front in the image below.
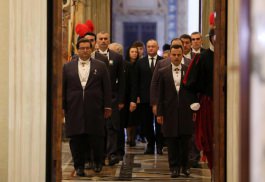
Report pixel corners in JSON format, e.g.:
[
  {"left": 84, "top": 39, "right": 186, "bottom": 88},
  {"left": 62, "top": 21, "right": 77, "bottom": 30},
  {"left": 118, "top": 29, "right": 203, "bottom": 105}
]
[{"left": 157, "top": 45, "right": 198, "bottom": 178}]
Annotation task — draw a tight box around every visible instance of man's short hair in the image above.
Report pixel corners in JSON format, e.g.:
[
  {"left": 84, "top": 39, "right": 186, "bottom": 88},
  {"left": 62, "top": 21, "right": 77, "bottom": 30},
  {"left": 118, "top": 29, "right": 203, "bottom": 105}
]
[
  {"left": 132, "top": 41, "right": 145, "bottom": 48},
  {"left": 76, "top": 38, "right": 92, "bottom": 49},
  {"left": 180, "top": 34, "right": 192, "bottom": 42},
  {"left": 109, "top": 42, "right": 124, "bottom": 55},
  {"left": 162, "top": 43, "right": 170, "bottom": 51},
  {"left": 77, "top": 32, "right": 97, "bottom": 42},
  {"left": 170, "top": 44, "right": 183, "bottom": 52},
  {"left": 191, "top": 32, "right": 202, "bottom": 37},
  {"left": 170, "top": 37, "right": 182, "bottom": 45}
]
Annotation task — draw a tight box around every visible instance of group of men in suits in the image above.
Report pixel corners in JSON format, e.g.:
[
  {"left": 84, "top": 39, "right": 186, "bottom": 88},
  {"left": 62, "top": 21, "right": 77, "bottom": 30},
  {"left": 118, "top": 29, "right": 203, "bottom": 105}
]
[{"left": 62, "top": 29, "right": 209, "bottom": 178}]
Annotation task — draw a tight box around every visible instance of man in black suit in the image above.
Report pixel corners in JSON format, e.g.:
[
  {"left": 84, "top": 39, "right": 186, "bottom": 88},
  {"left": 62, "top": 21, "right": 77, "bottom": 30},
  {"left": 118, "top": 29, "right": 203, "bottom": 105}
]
[
  {"left": 77, "top": 32, "right": 109, "bottom": 169},
  {"left": 136, "top": 39, "right": 163, "bottom": 155},
  {"left": 96, "top": 31, "right": 125, "bottom": 166},
  {"left": 189, "top": 32, "right": 206, "bottom": 168},
  {"left": 62, "top": 38, "right": 112, "bottom": 175},
  {"left": 156, "top": 45, "right": 197, "bottom": 178}
]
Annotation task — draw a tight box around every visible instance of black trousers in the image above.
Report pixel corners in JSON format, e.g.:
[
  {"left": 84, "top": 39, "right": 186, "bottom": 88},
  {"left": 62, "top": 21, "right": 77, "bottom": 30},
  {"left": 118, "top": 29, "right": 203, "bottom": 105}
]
[
  {"left": 140, "top": 103, "right": 163, "bottom": 150},
  {"left": 106, "top": 107, "right": 120, "bottom": 158},
  {"left": 117, "top": 109, "right": 125, "bottom": 157},
  {"left": 166, "top": 135, "right": 191, "bottom": 171},
  {"left": 189, "top": 134, "right": 201, "bottom": 164},
  {"left": 70, "top": 134, "right": 104, "bottom": 169}
]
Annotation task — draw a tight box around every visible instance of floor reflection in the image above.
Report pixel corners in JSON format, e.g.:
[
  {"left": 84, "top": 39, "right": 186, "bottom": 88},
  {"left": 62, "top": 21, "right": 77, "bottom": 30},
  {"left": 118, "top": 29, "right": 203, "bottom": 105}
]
[{"left": 62, "top": 141, "right": 211, "bottom": 181}]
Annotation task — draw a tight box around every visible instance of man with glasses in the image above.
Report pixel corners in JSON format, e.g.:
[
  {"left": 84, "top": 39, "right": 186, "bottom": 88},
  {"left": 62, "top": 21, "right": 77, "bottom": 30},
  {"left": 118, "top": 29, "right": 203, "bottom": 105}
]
[
  {"left": 190, "top": 32, "right": 206, "bottom": 54},
  {"left": 76, "top": 32, "right": 109, "bottom": 170},
  {"left": 63, "top": 38, "right": 112, "bottom": 175}
]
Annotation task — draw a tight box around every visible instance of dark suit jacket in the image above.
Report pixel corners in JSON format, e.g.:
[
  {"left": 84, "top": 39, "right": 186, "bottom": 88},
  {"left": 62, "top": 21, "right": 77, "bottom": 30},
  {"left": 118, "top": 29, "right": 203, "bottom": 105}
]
[
  {"left": 122, "top": 60, "right": 138, "bottom": 127},
  {"left": 187, "top": 48, "right": 208, "bottom": 60},
  {"left": 190, "top": 47, "right": 206, "bottom": 59},
  {"left": 62, "top": 58, "right": 112, "bottom": 137},
  {"left": 157, "top": 64, "right": 196, "bottom": 137},
  {"left": 94, "top": 51, "right": 109, "bottom": 67},
  {"left": 136, "top": 55, "right": 163, "bottom": 104},
  {"left": 105, "top": 49, "right": 125, "bottom": 105},
  {"left": 150, "top": 57, "right": 191, "bottom": 105}
]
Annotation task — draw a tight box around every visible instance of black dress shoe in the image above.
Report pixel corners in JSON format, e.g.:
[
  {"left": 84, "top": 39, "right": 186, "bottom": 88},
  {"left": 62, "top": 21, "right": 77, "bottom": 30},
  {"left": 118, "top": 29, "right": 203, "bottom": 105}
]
[
  {"left": 76, "top": 168, "right": 85, "bottom": 176},
  {"left": 93, "top": 163, "right": 102, "bottom": 173},
  {"left": 182, "top": 168, "right": 191, "bottom": 176},
  {"left": 129, "top": 141, "right": 136, "bottom": 147},
  {"left": 171, "top": 168, "right": 180, "bottom": 178},
  {"left": 140, "top": 136, "right": 146, "bottom": 143},
  {"left": 192, "top": 162, "right": 202, "bottom": 168},
  {"left": 109, "top": 155, "right": 119, "bottom": 166},
  {"left": 117, "top": 154, "right": 124, "bottom": 161},
  {"left": 156, "top": 148, "right": 163, "bottom": 155},
  {"left": 144, "top": 148, "right": 154, "bottom": 154},
  {"left": 85, "top": 161, "right": 94, "bottom": 169}
]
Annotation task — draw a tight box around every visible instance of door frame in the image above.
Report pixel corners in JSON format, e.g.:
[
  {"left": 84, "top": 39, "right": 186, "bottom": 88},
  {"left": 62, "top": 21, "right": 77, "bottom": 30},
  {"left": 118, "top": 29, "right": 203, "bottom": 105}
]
[
  {"left": 213, "top": 0, "right": 227, "bottom": 181},
  {"left": 47, "top": 0, "right": 229, "bottom": 181}
]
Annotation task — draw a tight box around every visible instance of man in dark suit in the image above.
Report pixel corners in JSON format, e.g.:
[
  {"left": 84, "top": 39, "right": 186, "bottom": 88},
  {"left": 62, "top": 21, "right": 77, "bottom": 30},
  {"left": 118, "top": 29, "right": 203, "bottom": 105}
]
[
  {"left": 76, "top": 32, "right": 109, "bottom": 169},
  {"left": 96, "top": 31, "right": 125, "bottom": 166},
  {"left": 62, "top": 38, "right": 112, "bottom": 176},
  {"left": 136, "top": 39, "right": 163, "bottom": 155},
  {"left": 156, "top": 45, "right": 197, "bottom": 178},
  {"left": 183, "top": 28, "right": 216, "bottom": 172},
  {"left": 150, "top": 38, "right": 191, "bottom": 115},
  {"left": 188, "top": 31, "right": 207, "bottom": 169}
]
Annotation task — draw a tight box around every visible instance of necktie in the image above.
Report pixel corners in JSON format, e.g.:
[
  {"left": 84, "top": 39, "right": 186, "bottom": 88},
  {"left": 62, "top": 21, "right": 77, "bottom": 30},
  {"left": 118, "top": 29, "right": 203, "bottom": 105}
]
[
  {"left": 80, "top": 61, "right": 88, "bottom": 67},
  {"left": 150, "top": 57, "right": 155, "bottom": 72},
  {"left": 175, "top": 67, "right": 180, "bottom": 74},
  {"left": 174, "top": 67, "right": 180, "bottom": 91}
]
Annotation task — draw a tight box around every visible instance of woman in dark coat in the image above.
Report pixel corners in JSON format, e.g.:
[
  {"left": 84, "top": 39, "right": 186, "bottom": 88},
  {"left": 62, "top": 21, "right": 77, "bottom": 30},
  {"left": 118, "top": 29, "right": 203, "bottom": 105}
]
[{"left": 122, "top": 45, "right": 140, "bottom": 147}]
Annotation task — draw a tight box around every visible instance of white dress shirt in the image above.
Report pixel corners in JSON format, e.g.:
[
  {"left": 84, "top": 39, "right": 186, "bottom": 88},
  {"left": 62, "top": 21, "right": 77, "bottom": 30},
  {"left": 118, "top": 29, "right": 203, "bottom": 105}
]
[
  {"left": 172, "top": 63, "right": 182, "bottom": 92},
  {"left": 148, "top": 55, "right": 157, "bottom": 68},
  {"left": 184, "top": 51, "right": 191, "bottom": 59},
  {"left": 192, "top": 48, "right": 201, "bottom": 54},
  {"left": 78, "top": 58, "right": 90, "bottom": 89},
  {"left": 181, "top": 57, "right": 185, "bottom": 65}
]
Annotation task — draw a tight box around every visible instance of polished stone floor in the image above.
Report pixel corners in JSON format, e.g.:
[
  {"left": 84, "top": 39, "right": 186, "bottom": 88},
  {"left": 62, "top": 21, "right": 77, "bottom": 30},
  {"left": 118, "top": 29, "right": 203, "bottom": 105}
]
[{"left": 62, "top": 140, "right": 211, "bottom": 181}]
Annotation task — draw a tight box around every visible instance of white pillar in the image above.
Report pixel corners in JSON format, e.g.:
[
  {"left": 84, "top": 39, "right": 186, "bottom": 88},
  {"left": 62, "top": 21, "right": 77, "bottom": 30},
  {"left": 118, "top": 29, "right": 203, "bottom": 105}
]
[
  {"left": 227, "top": 0, "right": 240, "bottom": 181},
  {"left": 8, "top": 0, "right": 47, "bottom": 181},
  {"left": 250, "top": 0, "right": 265, "bottom": 181},
  {"left": 0, "top": 1, "right": 9, "bottom": 181}
]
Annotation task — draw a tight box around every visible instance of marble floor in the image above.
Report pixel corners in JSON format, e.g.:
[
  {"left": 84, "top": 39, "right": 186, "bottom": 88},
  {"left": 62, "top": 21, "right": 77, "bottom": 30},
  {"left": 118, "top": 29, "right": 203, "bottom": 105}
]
[{"left": 62, "top": 140, "right": 211, "bottom": 182}]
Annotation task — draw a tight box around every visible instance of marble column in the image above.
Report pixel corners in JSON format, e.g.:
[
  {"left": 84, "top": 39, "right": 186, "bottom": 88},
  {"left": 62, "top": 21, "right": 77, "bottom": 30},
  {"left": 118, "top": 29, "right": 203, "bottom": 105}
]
[
  {"left": 250, "top": 0, "right": 265, "bottom": 181},
  {"left": 0, "top": 1, "right": 9, "bottom": 181},
  {"left": 8, "top": 0, "right": 47, "bottom": 181},
  {"left": 227, "top": 0, "right": 240, "bottom": 181}
]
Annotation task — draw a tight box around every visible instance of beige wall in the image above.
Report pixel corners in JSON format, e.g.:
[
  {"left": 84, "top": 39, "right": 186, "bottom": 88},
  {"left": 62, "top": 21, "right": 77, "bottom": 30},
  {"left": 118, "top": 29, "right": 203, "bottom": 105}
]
[
  {"left": 227, "top": 0, "right": 240, "bottom": 181},
  {"left": 0, "top": 1, "right": 9, "bottom": 181}
]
